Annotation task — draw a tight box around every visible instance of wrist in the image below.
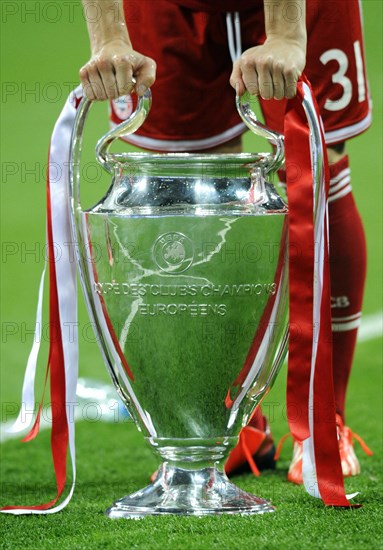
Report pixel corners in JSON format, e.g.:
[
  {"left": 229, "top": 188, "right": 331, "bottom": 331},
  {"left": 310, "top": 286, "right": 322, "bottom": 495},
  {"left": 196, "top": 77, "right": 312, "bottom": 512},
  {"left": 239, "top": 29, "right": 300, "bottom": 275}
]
[
  {"left": 265, "top": 32, "right": 307, "bottom": 50},
  {"left": 91, "top": 35, "right": 132, "bottom": 56}
]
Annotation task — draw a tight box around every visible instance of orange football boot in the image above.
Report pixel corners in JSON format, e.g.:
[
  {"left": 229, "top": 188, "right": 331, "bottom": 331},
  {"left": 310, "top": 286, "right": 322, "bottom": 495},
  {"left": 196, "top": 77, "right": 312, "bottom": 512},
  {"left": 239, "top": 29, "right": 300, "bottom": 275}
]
[
  {"left": 275, "top": 414, "right": 373, "bottom": 484},
  {"left": 224, "top": 415, "right": 275, "bottom": 477}
]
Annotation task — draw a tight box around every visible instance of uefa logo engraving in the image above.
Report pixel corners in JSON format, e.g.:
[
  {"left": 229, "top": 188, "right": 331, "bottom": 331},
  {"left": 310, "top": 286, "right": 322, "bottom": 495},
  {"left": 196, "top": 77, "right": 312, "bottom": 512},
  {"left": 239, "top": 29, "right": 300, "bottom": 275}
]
[{"left": 153, "top": 232, "right": 194, "bottom": 274}]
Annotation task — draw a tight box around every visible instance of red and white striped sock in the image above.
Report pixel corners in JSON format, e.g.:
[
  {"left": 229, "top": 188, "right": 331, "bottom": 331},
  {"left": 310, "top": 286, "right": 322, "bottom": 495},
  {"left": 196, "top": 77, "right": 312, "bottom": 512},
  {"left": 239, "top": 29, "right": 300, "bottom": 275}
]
[{"left": 328, "top": 155, "right": 367, "bottom": 421}]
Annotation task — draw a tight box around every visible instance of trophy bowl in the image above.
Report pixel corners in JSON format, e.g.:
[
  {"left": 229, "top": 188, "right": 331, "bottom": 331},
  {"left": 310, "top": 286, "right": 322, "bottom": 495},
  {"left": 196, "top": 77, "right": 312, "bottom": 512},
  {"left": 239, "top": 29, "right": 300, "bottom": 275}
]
[{"left": 69, "top": 92, "right": 289, "bottom": 517}]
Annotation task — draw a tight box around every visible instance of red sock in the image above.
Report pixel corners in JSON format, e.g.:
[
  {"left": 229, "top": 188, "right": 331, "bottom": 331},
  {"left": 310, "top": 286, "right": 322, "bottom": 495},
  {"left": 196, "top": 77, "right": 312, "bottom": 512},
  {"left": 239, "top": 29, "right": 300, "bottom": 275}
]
[{"left": 328, "top": 156, "right": 367, "bottom": 422}]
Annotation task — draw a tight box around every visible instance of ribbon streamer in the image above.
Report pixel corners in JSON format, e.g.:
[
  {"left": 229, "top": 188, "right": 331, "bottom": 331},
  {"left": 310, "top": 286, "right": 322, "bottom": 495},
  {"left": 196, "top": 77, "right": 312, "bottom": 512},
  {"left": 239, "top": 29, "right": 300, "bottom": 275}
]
[
  {"left": 1, "top": 87, "right": 82, "bottom": 514},
  {"left": 285, "top": 78, "right": 356, "bottom": 506}
]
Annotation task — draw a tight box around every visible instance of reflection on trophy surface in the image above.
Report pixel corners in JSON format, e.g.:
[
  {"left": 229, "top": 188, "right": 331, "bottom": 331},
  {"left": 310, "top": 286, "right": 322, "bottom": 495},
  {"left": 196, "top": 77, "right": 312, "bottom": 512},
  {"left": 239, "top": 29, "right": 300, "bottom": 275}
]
[{"left": 70, "top": 92, "right": 289, "bottom": 517}]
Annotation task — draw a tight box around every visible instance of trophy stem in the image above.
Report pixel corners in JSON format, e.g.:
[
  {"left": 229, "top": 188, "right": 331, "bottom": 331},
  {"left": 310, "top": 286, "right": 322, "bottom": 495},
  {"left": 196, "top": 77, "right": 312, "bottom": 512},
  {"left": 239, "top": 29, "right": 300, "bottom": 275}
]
[
  {"left": 106, "top": 443, "right": 275, "bottom": 518},
  {"left": 106, "top": 463, "right": 274, "bottom": 518},
  {"left": 150, "top": 437, "right": 237, "bottom": 469}
]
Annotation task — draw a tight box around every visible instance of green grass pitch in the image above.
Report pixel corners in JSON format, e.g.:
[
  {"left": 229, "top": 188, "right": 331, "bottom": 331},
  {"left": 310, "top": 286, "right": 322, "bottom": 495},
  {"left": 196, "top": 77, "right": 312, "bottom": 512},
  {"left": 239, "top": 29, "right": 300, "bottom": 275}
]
[{"left": 0, "top": 1, "right": 382, "bottom": 548}]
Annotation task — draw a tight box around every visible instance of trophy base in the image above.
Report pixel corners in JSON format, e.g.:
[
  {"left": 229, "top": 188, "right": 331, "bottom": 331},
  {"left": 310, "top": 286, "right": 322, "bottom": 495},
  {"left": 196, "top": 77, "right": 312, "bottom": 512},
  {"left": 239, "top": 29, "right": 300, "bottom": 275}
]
[{"left": 106, "top": 464, "right": 275, "bottom": 518}]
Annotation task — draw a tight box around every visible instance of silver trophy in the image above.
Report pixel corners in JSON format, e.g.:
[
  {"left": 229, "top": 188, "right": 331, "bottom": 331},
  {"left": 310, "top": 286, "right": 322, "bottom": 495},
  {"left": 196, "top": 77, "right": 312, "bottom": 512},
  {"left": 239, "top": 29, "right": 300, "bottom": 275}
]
[{"left": 69, "top": 92, "right": 320, "bottom": 518}]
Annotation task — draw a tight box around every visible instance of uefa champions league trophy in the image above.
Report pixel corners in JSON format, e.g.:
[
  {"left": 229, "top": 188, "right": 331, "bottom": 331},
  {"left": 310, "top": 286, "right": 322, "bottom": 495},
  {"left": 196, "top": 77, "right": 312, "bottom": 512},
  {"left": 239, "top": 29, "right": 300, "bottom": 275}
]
[{"left": 69, "top": 91, "right": 291, "bottom": 517}]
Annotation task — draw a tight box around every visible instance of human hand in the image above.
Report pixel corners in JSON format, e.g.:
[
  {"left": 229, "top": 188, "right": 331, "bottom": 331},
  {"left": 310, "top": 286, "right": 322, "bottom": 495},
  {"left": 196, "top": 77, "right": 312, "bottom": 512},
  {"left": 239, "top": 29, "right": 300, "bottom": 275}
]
[
  {"left": 230, "top": 37, "right": 306, "bottom": 100},
  {"left": 79, "top": 39, "right": 156, "bottom": 101}
]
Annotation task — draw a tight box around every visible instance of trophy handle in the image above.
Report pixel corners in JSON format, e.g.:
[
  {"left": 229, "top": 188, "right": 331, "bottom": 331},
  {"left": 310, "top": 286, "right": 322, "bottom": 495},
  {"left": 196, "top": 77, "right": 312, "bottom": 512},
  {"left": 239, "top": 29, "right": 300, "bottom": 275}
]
[
  {"left": 70, "top": 90, "right": 152, "bottom": 209},
  {"left": 239, "top": 91, "right": 326, "bottom": 422},
  {"left": 95, "top": 90, "right": 152, "bottom": 174},
  {"left": 236, "top": 93, "right": 323, "bottom": 213},
  {"left": 69, "top": 95, "right": 149, "bottom": 411},
  {"left": 69, "top": 90, "right": 155, "bottom": 422},
  {"left": 236, "top": 95, "right": 285, "bottom": 174}
]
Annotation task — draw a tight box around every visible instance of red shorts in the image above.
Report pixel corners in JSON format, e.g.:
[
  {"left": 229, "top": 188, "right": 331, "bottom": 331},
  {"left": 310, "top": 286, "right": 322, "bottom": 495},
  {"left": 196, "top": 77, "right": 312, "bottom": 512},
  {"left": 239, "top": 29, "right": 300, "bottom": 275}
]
[{"left": 110, "top": 0, "right": 371, "bottom": 150}]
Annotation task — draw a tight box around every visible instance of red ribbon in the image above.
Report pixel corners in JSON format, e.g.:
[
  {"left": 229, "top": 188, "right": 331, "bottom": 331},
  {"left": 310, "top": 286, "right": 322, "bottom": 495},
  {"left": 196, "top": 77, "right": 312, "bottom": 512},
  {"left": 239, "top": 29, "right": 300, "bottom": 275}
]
[
  {"left": 285, "top": 82, "right": 315, "bottom": 441},
  {"left": 285, "top": 77, "right": 352, "bottom": 506},
  {"left": 1, "top": 153, "right": 69, "bottom": 511}
]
